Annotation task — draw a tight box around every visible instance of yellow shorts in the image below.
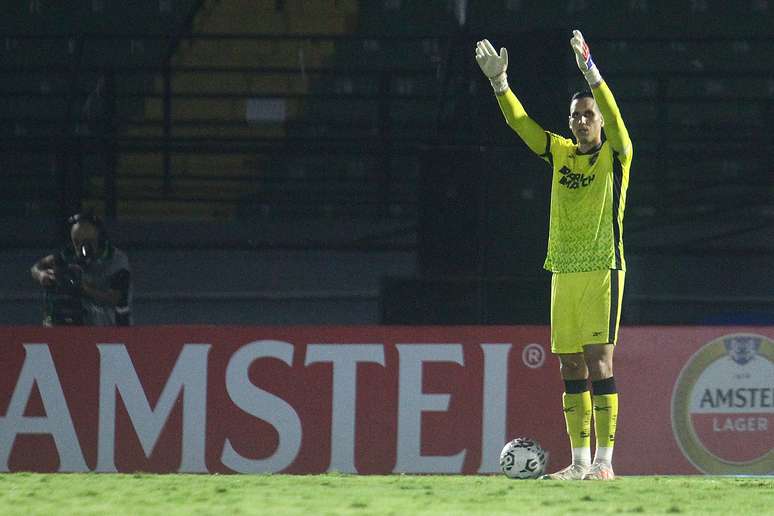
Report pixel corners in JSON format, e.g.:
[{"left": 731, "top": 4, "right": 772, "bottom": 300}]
[{"left": 550, "top": 269, "right": 625, "bottom": 354}]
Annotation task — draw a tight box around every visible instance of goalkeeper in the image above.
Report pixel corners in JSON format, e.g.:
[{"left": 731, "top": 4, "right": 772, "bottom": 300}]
[{"left": 475, "top": 31, "right": 632, "bottom": 480}]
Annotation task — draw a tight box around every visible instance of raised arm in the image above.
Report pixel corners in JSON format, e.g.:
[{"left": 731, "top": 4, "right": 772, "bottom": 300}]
[
  {"left": 496, "top": 90, "right": 549, "bottom": 156},
  {"left": 475, "top": 39, "right": 549, "bottom": 157},
  {"left": 591, "top": 81, "right": 632, "bottom": 159},
  {"left": 570, "top": 30, "right": 632, "bottom": 159}
]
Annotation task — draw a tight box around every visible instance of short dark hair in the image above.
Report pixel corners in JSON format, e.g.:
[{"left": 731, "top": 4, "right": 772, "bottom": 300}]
[{"left": 570, "top": 90, "right": 594, "bottom": 102}]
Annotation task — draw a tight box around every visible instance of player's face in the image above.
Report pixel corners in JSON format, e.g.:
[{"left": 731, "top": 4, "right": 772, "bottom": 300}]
[{"left": 569, "top": 97, "right": 603, "bottom": 147}]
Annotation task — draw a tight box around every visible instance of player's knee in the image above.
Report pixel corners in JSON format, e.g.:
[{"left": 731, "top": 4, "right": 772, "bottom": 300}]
[
  {"left": 586, "top": 357, "right": 613, "bottom": 380},
  {"left": 559, "top": 355, "right": 586, "bottom": 378},
  {"left": 583, "top": 344, "right": 614, "bottom": 380}
]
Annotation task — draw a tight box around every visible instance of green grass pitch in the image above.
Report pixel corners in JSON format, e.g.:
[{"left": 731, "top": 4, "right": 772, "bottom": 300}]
[{"left": 0, "top": 473, "right": 772, "bottom": 515}]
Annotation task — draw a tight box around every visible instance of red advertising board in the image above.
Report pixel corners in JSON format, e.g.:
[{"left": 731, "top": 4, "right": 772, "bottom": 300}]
[
  {"left": 618, "top": 327, "right": 773, "bottom": 475},
  {"left": 0, "top": 326, "right": 771, "bottom": 475}
]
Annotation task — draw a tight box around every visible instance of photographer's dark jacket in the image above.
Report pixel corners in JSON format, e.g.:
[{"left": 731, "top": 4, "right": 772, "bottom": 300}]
[{"left": 49, "top": 244, "right": 132, "bottom": 326}]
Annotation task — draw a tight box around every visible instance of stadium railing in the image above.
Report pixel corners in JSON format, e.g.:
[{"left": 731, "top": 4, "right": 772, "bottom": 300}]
[{"left": 0, "top": 32, "right": 770, "bottom": 245}]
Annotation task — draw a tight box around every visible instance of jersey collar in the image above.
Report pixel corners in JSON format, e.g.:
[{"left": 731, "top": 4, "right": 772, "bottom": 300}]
[{"left": 576, "top": 141, "right": 603, "bottom": 155}]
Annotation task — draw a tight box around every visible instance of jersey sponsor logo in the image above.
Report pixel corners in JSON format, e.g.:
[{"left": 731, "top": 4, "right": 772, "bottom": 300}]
[
  {"left": 671, "top": 333, "right": 774, "bottom": 475},
  {"left": 558, "top": 166, "right": 595, "bottom": 189}
]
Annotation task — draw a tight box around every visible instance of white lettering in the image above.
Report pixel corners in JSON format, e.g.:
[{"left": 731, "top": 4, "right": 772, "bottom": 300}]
[
  {"left": 305, "top": 344, "right": 385, "bottom": 473},
  {"left": 712, "top": 416, "right": 770, "bottom": 432},
  {"left": 478, "top": 343, "right": 511, "bottom": 473},
  {"left": 394, "top": 344, "right": 466, "bottom": 473},
  {"left": 96, "top": 344, "right": 210, "bottom": 472},
  {"left": 0, "top": 344, "right": 87, "bottom": 472},
  {"left": 221, "top": 340, "right": 302, "bottom": 473}
]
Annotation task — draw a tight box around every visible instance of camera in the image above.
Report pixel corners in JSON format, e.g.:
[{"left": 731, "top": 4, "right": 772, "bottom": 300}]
[{"left": 45, "top": 254, "right": 84, "bottom": 325}]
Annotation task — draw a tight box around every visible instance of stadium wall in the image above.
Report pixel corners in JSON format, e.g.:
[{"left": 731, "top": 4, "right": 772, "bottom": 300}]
[{"left": 0, "top": 326, "right": 771, "bottom": 476}]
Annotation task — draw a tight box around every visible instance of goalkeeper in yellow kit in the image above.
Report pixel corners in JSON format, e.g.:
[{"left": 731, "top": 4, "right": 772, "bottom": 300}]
[{"left": 476, "top": 31, "right": 632, "bottom": 480}]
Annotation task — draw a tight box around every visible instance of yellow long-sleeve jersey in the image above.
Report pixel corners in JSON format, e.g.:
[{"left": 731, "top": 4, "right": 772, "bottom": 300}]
[{"left": 496, "top": 82, "right": 633, "bottom": 273}]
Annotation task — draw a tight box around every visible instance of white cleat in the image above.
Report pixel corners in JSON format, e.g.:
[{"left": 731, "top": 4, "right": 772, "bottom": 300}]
[
  {"left": 540, "top": 463, "right": 589, "bottom": 480},
  {"left": 582, "top": 462, "right": 615, "bottom": 480}
]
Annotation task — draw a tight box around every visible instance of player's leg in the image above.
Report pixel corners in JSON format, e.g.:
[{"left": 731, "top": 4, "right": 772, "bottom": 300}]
[
  {"left": 583, "top": 343, "right": 617, "bottom": 480},
  {"left": 541, "top": 272, "right": 592, "bottom": 480},
  {"left": 558, "top": 353, "right": 593, "bottom": 476},
  {"left": 578, "top": 269, "right": 625, "bottom": 480}
]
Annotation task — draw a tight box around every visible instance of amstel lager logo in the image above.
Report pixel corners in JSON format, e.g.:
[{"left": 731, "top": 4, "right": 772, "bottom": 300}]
[{"left": 671, "top": 333, "right": 773, "bottom": 474}]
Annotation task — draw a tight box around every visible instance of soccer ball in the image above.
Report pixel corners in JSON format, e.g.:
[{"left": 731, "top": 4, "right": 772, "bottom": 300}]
[{"left": 499, "top": 437, "right": 549, "bottom": 479}]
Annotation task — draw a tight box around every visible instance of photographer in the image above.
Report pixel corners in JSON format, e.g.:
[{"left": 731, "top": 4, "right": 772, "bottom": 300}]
[{"left": 31, "top": 211, "right": 132, "bottom": 326}]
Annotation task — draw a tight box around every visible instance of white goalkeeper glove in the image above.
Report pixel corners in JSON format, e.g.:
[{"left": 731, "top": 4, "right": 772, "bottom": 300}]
[
  {"left": 475, "top": 39, "right": 509, "bottom": 94},
  {"left": 570, "top": 30, "right": 602, "bottom": 86}
]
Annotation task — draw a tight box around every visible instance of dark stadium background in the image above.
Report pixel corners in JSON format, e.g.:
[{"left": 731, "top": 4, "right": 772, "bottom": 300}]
[{"left": 0, "top": 0, "right": 772, "bottom": 326}]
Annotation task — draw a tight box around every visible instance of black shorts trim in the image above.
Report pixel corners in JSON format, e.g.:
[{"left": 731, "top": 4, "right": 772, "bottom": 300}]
[{"left": 608, "top": 269, "right": 620, "bottom": 342}]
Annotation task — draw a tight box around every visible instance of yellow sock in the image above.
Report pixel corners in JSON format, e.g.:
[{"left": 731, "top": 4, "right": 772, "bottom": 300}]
[
  {"left": 593, "top": 393, "right": 619, "bottom": 455},
  {"left": 563, "top": 391, "right": 592, "bottom": 460}
]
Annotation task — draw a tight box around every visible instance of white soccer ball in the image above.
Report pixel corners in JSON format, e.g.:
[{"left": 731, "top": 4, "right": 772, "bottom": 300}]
[{"left": 499, "top": 437, "right": 549, "bottom": 479}]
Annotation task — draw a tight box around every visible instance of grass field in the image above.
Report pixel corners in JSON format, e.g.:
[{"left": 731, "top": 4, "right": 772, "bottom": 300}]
[{"left": 0, "top": 473, "right": 772, "bottom": 515}]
